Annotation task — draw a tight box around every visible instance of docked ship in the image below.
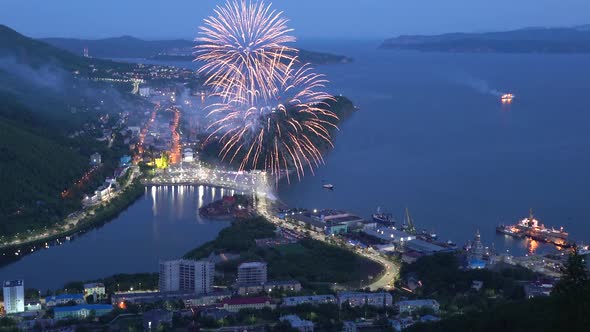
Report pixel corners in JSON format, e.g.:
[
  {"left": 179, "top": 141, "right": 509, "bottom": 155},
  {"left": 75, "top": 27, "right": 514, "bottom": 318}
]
[
  {"left": 501, "top": 93, "right": 514, "bottom": 104},
  {"left": 372, "top": 207, "right": 394, "bottom": 226},
  {"left": 496, "top": 209, "right": 569, "bottom": 247}
]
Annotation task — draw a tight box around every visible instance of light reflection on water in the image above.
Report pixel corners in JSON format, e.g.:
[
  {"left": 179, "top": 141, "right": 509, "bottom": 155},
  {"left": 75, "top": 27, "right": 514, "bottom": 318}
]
[{"left": 0, "top": 185, "right": 238, "bottom": 290}]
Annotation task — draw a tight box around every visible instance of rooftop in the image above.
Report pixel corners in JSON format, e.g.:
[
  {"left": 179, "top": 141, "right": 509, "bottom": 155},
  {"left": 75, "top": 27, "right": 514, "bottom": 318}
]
[
  {"left": 280, "top": 315, "right": 314, "bottom": 328},
  {"left": 221, "top": 297, "right": 271, "bottom": 306},
  {"left": 46, "top": 293, "right": 85, "bottom": 301},
  {"left": 83, "top": 282, "right": 105, "bottom": 289},
  {"left": 397, "top": 299, "right": 439, "bottom": 307},
  {"left": 238, "top": 261, "right": 267, "bottom": 269},
  {"left": 54, "top": 304, "right": 113, "bottom": 313},
  {"left": 3, "top": 280, "right": 23, "bottom": 287}
]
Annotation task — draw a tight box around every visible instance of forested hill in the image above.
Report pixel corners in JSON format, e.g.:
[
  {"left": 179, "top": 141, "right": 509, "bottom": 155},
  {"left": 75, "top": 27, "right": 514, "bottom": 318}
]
[{"left": 0, "top": 25, "right": 132, "bottom": 237}]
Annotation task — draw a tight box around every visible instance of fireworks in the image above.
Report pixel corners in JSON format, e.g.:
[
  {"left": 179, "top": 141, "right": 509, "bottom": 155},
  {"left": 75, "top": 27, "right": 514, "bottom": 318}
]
[
  {"left": 197, "top": 0, "right": 338, "bottom": 182},
  {"left": 196, "top": 0, "right": 296, "bottom": 104}
]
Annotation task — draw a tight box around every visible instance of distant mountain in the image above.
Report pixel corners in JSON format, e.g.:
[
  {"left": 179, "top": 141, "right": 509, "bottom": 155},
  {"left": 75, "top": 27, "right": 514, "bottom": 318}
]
[
  {"left": 42, "top": 36, "right": 353, "bottom": 64},
  {"left": 42, "top": 36, "right": 195, "bottom": 59},
  {"left": 381, "top": 26, "right": 590, "bottom": 53}
]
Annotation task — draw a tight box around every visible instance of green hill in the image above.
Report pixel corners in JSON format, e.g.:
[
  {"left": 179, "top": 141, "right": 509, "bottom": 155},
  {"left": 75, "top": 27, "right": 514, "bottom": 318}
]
[
  {"left": 0, "top": 24, "right": 91, "bottom": 72},
  {"left": 0, "top": 116, "right": 87, "bottom": 236},
  {"left": 0, "top": 26, "right": 133, "bottom": 237}
]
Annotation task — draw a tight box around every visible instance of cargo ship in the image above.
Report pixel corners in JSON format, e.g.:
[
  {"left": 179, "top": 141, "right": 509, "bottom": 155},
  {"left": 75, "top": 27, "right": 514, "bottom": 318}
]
[{"left": 496, "top": 209, "right": 569, "bottom": 247}]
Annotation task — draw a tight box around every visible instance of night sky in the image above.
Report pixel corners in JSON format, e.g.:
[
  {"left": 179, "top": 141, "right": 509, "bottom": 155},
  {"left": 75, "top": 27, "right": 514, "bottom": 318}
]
[{"left": 2, "top": 0, "right": 590, "bottom": 39}]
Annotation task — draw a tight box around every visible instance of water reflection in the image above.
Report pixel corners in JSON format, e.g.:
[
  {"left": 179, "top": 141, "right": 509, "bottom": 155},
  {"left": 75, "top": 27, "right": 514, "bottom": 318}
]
[
  {"left": 527, "top": 239, "right": 539, "bottom": 254},
  {"left": 0, "top": 185, "right": 238, "bottom": 290}
]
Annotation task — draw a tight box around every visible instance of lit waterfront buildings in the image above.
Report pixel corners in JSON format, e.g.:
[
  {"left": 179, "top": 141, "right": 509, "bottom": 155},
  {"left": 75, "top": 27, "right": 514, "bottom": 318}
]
[
  {"left": 159, "top": 259, "right": 214, "bottom": 295},
  {"left": 2, "top": 280, "right": 24, "bottom": 314}
]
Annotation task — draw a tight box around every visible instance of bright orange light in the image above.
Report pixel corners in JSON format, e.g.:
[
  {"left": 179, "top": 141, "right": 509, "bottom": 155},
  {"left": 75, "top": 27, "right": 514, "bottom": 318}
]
[
  {"left": 528, "top": 240, "right": 539, "bottom": 254},
  {"left": 118, "top": 301, "right": 127, "bottom": 310}
]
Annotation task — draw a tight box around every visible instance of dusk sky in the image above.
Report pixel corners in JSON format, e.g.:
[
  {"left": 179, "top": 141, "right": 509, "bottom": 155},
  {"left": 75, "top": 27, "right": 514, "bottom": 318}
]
[{"left": 2, "top": 0, "right": 590, "bottom": 40}]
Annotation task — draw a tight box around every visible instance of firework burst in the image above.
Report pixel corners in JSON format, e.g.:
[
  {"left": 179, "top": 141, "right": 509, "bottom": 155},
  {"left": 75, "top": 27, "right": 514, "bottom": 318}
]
[
  {"left": 206, "top": 59, "right": 338, "bottom": 182},
  {"left": 198, "top": 0, "right": 339, "bottom": 183},
  {"left": 196, "top": 0, "right": 297, "bottom": 104}
]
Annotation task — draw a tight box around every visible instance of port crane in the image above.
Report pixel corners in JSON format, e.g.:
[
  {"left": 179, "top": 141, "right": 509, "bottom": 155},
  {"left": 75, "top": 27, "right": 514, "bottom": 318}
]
[{"left": 403, "top": 207, "right": 417, "bottom": 235}]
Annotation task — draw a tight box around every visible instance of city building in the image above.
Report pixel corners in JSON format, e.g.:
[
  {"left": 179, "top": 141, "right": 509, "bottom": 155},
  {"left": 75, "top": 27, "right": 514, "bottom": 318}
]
[
  {"left": 405, "top": 239, "right": 451, "bottom": 255},
  {"left": 396, "top": 299, "right": 440, "bottom": 314},
  {"left": 186, "top": 291, "right": 232, "bottom": 307},
  {"left": 282, "top": 295, "right": 337, "bottom": 307},
  {"left": 401, "top": 251, "right": 425, "bottom": 264},
  {"left": 139, "top": 87, "right": 151, "bottom": 97},
  {"left": 237, "top": 262, "right": 267, "bottom": 285},
  {"left": 94, "top": 183, "right": 114, "bottom": 201},
  {"left": 111, "top": 291, "right": 214, "bottom": 306},
  {"left": 3, "top": 280, "right": 25, "bottom": 314},
  {"left": 288, "top": 213, "right": 349, "bottom": 235},
  {"left": 236, "top": 280, "right": 301, "bottom": 296},
  {"left": 83, "top": 283, "right": 106, "bottom": 301},
  {"left": 280, "top": 315, "right": 314, "bottom": 332},
  {"left": 159, "top": 259, "right": 214, "bottom": 295},
  {"left": 311, "top": 210, "right": 365, "bottom": 227},
  {"left": 363, "top": 227, "right": 416, "bottom": 244},
  {"left": 45, "top": 294, "right": 85, "bottom": 307},
  {"left": 337, "top": 292, "right": 393, "bottom": 308},
  {"left": 182, "top": 148, "right": 195, "bottom": 162},
  {"left": 90, "top": 152, "right": 102, "bottom": 166},
  {"left": 218, "top": 297, "right": 276, "bottom": 313},
  {"left": 24, "top": 302, "right": 42, "bottom": 312},
  {"left": 200, "top": 307, "right": 234, "bottom": 321},
  {"left": 119, "top": 155, "right": 132, "bottom": 167},
  {"left": 53, "top": 304, "right": 113, "bottom": 320}
]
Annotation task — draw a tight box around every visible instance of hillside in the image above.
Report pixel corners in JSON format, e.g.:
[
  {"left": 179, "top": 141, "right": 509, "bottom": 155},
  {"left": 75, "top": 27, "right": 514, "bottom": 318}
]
[
  {"left": 0, "top": 115, "right": 87, "bottom": 236},
  {"left": 381, "top": 25, "right": 590, "bottom": 53},
  {"left": 0, "top": 25, "right": 90, "bottom": 71},
  {"left": 0, "top": 26, "right": 137, "bottom": 237},
  {"left": 41, "top": 36, "right": 353, "bottom": 64}
]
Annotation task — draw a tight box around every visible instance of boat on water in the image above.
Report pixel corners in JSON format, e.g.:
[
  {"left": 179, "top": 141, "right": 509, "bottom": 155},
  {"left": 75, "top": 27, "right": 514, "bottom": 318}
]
[
  {"left": 372, "top": 207, "right": 394, "bottom": 226},
  {"left": 501, "top": 93, "right": 514, "bottom": 104},
  {"left": 496, "top": 209, "right": 569, "bottom": 247},
  {"left": 322, "top": 184, "right": 334, "bottom": 190}
]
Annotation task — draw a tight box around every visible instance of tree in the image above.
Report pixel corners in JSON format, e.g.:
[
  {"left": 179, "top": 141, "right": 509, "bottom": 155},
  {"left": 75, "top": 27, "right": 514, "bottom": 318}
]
[{"left": 555, "top": 246, "right": 589, "bottom": 294}]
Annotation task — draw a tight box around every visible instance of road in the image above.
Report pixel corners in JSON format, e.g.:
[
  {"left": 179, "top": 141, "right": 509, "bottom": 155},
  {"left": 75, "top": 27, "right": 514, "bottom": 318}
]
[{"left": 256, "top": 195, "right": 399, "bottom": 291}]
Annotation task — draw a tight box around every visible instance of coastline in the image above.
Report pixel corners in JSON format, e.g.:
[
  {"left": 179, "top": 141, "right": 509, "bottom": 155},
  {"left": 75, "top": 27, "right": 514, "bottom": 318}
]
[{"left": 0, "top": 180, "right": 145, "bottom": 265}]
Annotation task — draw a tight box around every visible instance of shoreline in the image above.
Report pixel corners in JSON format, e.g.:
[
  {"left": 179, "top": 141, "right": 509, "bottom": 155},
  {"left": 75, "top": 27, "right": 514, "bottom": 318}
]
[{"left": 0, "top": 180, "right": 145, "bottom": 266}]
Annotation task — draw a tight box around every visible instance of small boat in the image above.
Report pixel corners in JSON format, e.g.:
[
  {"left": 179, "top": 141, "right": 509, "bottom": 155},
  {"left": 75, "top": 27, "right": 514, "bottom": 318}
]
[
  {"left": 501, "top": 93, "right": 514, "bottom": 104},
  {"left": 322, "top": 183, "right": 334, "bottom": 190}
]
